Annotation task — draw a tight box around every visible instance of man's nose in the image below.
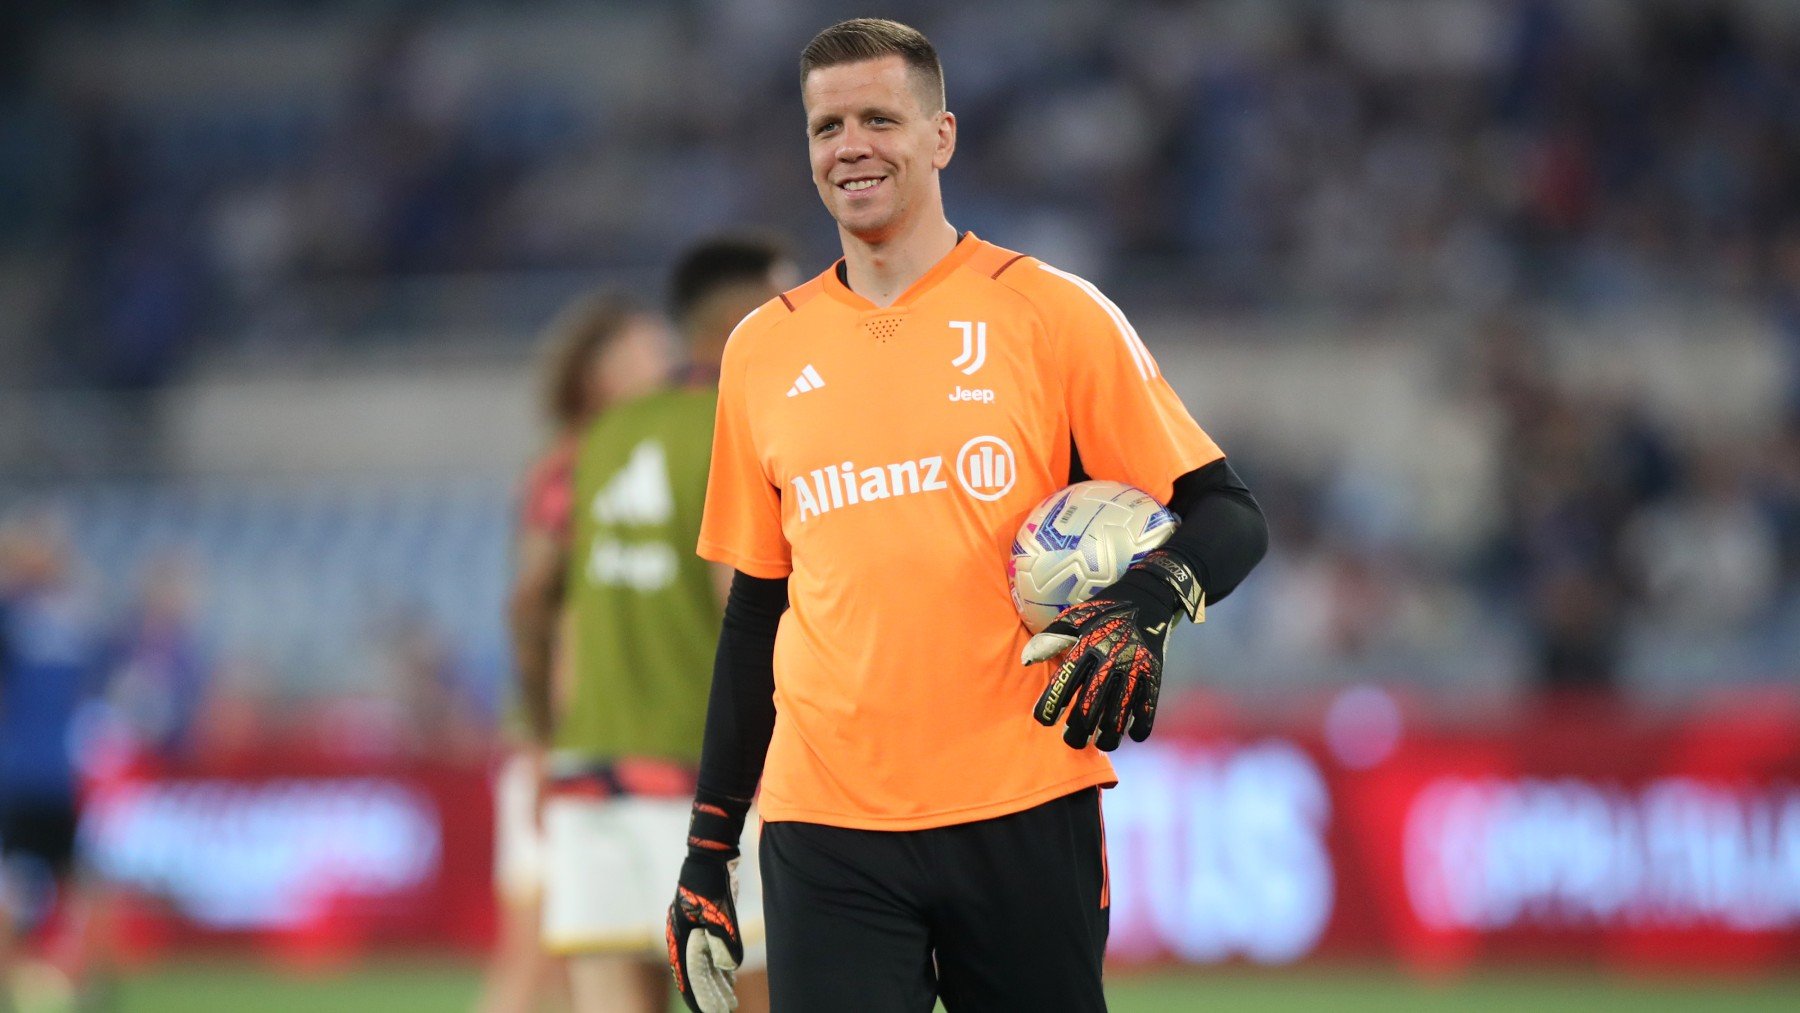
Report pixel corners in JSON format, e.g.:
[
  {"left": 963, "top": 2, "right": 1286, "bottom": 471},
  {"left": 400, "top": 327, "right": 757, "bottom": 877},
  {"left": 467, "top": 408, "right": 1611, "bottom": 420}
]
[{"left": 835, "top": 125, "right": 872, "bottom": 159}]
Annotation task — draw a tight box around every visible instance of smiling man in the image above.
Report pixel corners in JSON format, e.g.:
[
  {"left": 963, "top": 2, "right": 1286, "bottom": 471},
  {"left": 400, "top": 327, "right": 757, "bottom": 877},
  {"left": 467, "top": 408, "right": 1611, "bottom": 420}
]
[{"left": 664, "top": 19, "right": 1268, "bottom": 1012}]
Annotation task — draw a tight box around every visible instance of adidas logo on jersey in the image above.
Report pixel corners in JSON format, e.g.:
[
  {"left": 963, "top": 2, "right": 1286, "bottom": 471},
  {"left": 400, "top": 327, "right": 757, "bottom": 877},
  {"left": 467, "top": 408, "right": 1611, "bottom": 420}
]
[{"left": 786, "top": 364, "right": 826, "bottom": 397}]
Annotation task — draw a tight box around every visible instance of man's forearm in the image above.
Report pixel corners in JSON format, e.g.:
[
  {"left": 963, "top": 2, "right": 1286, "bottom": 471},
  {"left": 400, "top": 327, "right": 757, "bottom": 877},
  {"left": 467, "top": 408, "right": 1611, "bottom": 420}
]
[
  {"left": 695, "top": 572, "right": 787, "bottom": 802},
  {"left": 512, "top": 618, "right": 556, "bottom": 744},
  {"left": 1161, "top": 459, "right": 1268, "bottom": 605},
  {"left": 508, "top": 556, "right": 565, "bottom": 745}
]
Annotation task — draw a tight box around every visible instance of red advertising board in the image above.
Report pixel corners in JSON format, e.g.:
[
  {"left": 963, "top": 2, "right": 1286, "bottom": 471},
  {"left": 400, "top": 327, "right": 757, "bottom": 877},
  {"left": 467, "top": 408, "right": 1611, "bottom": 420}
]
[
  {"left": 1106, "top": 690, "right": 1800, "bottom": 972},
  {"left": 78, "top": 690, "right": 1800, "bottom": 971},
  {"left": 80, "top": 753, "right": 496, "bottom": 963}
]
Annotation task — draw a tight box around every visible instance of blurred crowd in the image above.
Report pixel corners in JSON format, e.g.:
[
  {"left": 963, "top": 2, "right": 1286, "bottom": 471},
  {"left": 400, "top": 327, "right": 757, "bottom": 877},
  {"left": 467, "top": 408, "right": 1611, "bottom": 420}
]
[
  {"left": 2, "top": 0, "right": 1800, "bottom": 725},
  {"left": 0, "top": 511, "right": 491, "bottom": 774},
  {"left": 5, "top": 1, "right": 1800, "bottom": 381},
  {"left": 1477, "top": 314, "right": 1800, "bottom": 695},
  {"left": 1193, "top": 306, "right": 1800, "bottom": 703}
]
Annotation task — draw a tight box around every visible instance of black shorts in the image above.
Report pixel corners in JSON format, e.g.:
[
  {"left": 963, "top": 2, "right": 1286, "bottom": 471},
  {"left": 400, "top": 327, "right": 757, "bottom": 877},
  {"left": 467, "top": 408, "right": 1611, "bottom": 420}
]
[
  {"left": 0, "top": 800, "right": 79, "bottom": 876},
  {"left": 759, "top": 787, "right": 1110, "bottom": 1012}
]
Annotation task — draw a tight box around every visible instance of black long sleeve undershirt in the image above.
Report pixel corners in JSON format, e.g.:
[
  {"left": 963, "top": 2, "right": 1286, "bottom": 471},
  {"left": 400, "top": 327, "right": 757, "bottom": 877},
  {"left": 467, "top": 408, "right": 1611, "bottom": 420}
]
[
  {"left": 694, "top": 572, "right": 786, "bottom": 804},
  {"left": 1160, "top": 458, "right": 1268, "bottom": 605},
  {"left": 693, "top": 459, "right": 1268, "bottom": 806}
]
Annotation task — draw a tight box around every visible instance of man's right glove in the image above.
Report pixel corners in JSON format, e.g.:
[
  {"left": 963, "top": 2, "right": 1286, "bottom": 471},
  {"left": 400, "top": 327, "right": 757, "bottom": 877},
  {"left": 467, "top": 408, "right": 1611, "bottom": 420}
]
[
  {"left": 667, "top": 791, "right": 750, "bottom": 1013},
  {"left": 1022, "top": 548, "right": 1204, "bottom": 751}
]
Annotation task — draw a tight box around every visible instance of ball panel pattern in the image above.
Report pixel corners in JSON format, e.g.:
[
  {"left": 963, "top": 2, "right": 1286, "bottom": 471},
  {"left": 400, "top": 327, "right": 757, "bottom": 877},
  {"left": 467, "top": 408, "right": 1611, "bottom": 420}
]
[{"left": 1009, "top": 480, "right": 1178, "bottom": 633}]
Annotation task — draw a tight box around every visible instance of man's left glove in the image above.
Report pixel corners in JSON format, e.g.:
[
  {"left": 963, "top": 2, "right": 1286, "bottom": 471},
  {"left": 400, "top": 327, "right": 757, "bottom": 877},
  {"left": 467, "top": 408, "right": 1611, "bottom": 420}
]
[
  {"left": 667, "top": 792, "right": 750, "bottom": 1013},
  {"left": 1022, "top": 548, "right": 1204, "bottom": 751}
]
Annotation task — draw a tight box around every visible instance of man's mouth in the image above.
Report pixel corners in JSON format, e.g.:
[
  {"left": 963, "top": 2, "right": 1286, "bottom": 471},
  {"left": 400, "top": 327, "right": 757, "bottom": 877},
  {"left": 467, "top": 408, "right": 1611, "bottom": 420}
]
[{"left": 839, "top": 177, "right": 884, "bottom": 193}]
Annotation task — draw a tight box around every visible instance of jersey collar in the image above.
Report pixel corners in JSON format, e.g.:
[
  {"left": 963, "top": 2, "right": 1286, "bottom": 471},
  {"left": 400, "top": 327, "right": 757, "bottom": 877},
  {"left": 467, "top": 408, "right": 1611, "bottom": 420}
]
[{"left": 822, "top": 231, "right": 982, "bottom": 312}]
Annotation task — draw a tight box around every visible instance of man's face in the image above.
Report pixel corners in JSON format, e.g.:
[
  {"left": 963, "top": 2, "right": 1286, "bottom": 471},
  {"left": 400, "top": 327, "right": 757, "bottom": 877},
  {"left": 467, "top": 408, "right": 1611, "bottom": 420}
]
[
  {"left": 803, "top": 56, "right": 955, "bottom": 243},
  {"left": 587, "top": 314, "right": 670, "bottom": 415}
]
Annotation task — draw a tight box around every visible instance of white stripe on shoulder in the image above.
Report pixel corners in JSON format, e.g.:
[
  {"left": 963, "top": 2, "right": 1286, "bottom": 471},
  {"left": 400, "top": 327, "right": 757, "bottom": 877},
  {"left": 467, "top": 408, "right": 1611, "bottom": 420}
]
[{"left": 1035, "top": 263, "right": 1157, "bottom": 380}]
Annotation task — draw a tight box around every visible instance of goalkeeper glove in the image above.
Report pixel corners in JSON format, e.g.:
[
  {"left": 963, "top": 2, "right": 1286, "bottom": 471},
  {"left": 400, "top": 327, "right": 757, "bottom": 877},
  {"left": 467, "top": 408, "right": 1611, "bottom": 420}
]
[
  {"left": 1022, "top": 549, "right": 1204, "bottom": 751},
  {"left": 667, "top": 792, "right": 750, "bottom": 1013}
]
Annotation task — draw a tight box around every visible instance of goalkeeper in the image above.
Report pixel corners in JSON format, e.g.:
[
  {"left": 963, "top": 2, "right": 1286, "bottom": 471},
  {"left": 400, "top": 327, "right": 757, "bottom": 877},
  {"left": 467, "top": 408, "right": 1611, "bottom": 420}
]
[{"left": 666, "top": 19, "right": 1267, "bottom": 1013}]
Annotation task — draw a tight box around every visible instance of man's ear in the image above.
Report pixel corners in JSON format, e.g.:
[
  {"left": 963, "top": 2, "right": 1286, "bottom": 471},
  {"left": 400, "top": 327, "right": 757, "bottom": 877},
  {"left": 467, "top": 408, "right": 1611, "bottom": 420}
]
[{"left": 934, "top": 110, "right": 957, "bottom": 170}]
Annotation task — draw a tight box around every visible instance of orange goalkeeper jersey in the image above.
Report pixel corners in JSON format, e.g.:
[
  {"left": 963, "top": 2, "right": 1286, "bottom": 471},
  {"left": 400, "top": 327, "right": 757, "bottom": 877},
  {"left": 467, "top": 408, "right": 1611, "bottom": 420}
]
[{"left": 698, "top": 234, "right": 1223, "bottom": 831}]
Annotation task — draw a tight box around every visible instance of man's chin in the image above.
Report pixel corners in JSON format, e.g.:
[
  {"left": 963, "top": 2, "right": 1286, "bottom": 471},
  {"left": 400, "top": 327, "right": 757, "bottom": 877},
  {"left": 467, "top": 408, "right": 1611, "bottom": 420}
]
[{"left": 833, "top": 211, "right": 897, "bottom": 245}]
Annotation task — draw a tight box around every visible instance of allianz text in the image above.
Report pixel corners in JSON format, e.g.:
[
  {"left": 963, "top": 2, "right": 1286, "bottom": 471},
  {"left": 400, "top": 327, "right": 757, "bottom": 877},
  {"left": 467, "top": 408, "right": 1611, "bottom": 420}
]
[{"left": 791, "top": 456, "right": 948, "bottom": 522}]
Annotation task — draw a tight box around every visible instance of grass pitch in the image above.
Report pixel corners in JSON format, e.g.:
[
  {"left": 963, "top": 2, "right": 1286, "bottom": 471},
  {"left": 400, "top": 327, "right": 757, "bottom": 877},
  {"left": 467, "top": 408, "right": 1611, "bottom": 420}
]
[{"left": 93, "top": 958, "right": 1800, "bottom": 1012}]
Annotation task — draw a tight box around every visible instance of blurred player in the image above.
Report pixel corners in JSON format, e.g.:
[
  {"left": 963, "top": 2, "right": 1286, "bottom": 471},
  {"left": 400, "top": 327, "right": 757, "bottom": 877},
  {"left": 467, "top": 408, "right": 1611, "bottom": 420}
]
[
  {"left": 664, "top": 20, "right": 1267, "bottom": 1012},
  {"left": 478, "top": 291, "right": 670, "bottom": 1013},
  {"left": 539, "top": 238, "right": 793, "bottom": 1013},
  {"left": 0, "top": 513, "right": 109, "bottom": 1012}
]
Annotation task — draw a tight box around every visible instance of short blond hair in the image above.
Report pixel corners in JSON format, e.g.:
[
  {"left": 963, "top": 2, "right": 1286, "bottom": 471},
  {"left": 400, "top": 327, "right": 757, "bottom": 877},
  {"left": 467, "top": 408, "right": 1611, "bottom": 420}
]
[{"left": 800, "top": 18, "right": 944, "bottom": 112}]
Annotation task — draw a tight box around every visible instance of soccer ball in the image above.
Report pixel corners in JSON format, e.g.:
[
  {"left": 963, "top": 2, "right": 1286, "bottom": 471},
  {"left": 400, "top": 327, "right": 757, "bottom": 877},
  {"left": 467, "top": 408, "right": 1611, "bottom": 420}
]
[{"left": 1008, "top": 480, "right": 1178, "bottom": 634}]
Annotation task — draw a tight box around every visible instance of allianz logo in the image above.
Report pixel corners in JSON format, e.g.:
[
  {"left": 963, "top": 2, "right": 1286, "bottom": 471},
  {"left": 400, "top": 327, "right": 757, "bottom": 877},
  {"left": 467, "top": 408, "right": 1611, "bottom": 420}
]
[{"left": 791, "top": 435, "right": 1018, "bottom": 522}]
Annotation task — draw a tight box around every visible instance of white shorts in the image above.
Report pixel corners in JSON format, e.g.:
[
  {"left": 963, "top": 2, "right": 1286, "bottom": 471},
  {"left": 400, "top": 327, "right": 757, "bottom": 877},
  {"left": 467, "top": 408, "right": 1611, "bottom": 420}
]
[
  {"left": 541, "top": 793, "right": 764, "bottom": 966},
  {"left": 493, "top": 752, "right": 546, "bottom": 903}
]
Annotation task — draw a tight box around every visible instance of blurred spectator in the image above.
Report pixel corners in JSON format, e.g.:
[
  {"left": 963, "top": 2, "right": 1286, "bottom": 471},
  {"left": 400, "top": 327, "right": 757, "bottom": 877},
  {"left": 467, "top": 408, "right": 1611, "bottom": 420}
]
[
  {"left": 104, "top": 553, "right": 210, "bottom": 761},
  {"left": 0, "top": 510, "right": 108, "bottom": 1002},
  {"left": 1624, "top": 454, "right": 1781, "bottom": 633},
  {"left": 1761, "top": 416, "right": 1800, "bottom": 587},
  {"left": 185, "top": 654, "right": 280, "bottom": 765},
  {"left": 384, "top": 613, "right": 488, "bottom": 762},
  {"left": 311, "top": 611, "right": 487, "bottom": 762},
  {"left": 1478, "top": 317, "right": 1638, "bottom": 695},
  {"left": 1773, "top": 230, "right": 1800, "bottom": 417}
]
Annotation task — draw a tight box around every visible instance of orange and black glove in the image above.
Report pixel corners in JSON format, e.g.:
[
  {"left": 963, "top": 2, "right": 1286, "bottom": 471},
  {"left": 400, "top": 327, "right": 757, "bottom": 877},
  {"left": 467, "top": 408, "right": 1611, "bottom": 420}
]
[
  {"left": 1022, "top": 549, "right": 1204, "bottom": 751},
  {"left": 667, "top": 792, "right": 749, "bottom": 1013}
]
